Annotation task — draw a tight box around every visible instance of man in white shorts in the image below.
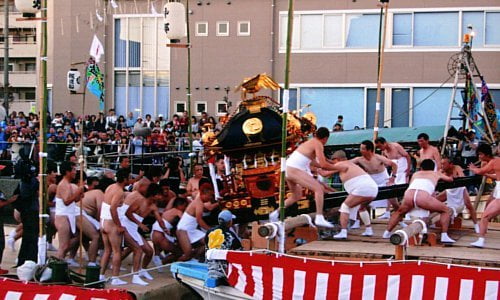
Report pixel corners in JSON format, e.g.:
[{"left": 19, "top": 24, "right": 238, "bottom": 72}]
[
  {"left": 269, "top": 127, "right": 339, "bottom": 228},
  {"left": 322, "top": 150, "right": 378, "bottom": 239}
]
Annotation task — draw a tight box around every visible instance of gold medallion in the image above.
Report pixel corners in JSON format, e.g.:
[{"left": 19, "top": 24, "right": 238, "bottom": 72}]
[{"left": 242, "top": 117, "right": 263, "bottom": 135}]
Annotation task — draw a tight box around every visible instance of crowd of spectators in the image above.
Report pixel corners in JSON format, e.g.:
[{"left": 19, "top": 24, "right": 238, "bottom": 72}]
[{"left": 0, "top": 109, "right": 225, "bottom": 173}]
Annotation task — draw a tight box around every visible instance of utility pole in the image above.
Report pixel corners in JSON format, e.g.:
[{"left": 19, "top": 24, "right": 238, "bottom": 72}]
[{"left": 3, "top": 0, "right": 9, "bottom": 118}]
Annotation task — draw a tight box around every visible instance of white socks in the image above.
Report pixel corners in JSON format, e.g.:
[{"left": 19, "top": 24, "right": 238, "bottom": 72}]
[
  {"left": 474, "top": 224, "right": 480, "bottom": 234},
  {"left": 349, "top": 219, "right": 360, "bottom": 229},
  {"left": 88, "top": 262, "right": 97, "bottom": 267},
  {"left": 333, "top": 229, "right": 347, "bottom": 239},
  {"left": 132, "top": 274, "right": 148, "bottom": 286},
  {"left": 382, "top": 230, "right": 391, "bottom": 239},
  {"left": 269, "top": 210, "right": 279, "bottom": 222},
  {"left": 152, "top": 256, "right": 164, "bottom": 273},
  {"left": 314, "top": 214, "right": 333, "bottom": 228},
  {"left": 139, "top": 269, "right": 154, "bottom": 280},
  {"left": 66, "top": 258, "right": 79, "bottom": 267},
  {"left": 470, "top": 237, "right": 485, "bottom": 248},
  {"left": 399, "top": 221, "right": 408, "bottom": 228},
  {"left": 111, "top": 277, "right": 127, "bottom": 286},
  {"left": 361, "top": 227, "right": 373, "bottom": 237},
  {"left": 359, "top": 211, "right": 371, "bottom": 226},
  {"left": 441, "top": 232, "right": 456, "bottom": 243}
]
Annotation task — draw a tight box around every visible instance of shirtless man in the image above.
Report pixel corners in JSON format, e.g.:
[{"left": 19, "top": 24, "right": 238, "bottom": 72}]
[
  {"left": 46, "top": 166, "right": 58, "bottom": 251},
  {"left": 77, "top": 187, "right": 104, "bottom": 266},
  {"left": 269, "top": 127, "right": 339, "bottom": 228},
  {"left": 375, "top": 137, "right": 411, "bottom": 184},
  {"left": 186, "top": 164, "right": 204, "bottom": 199},
  {"left": 159, "top": 178, "right": 177, "bottom": 211},
  {"left": 177, "top": 178, "right": 214, "bottom": 261},
  {"left": 152, "top": 197, "right": 187, "bottom": 266},
  {"left": 55, "top": 162, "right": 84, "bottom": 261},
  {"left": 124, "top": 182, "right": 168, "bottom": 283},
  {"left": 351, "top": 140, "right": 398, "bottom": 234},
  {"left": 382, "top": 159, "right": 455, "bottom": 243},
  {"left": 417, "top": 133, "right": 441, "bottom": 171},
  {"left": 99, "top": 168, "right": 130, "bottom": 286},
  {"left": 324, "top": 150, "right": 378, "bottom": 239},
  {"left": 469, "top": 144, "right": 500, "bottom": 248},
  {"left": 436, "top": 157, "right": 479, "bottom": 233}
]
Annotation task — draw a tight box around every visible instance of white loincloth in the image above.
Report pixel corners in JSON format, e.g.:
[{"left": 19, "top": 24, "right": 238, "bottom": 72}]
[
  {"left": 121, "top": 204, "right": 144, "bottom": 246},
  {"left": 152, "top": 219, "right": 176, "bottom": 243},
  {"left": 445, "top": 187, "right": 466, "bottom": 212},
  {"left": 177, "top": 213, "right": 205, "bottom": 244},
  {"left": 369, "top": 170, "right": 390, "bottom": 208},
  {"left": 343, "top": 174, "right": 378, "bottom": 198},
  {"left": 408, "top": 178, "right": 435, "bottom": 195},
  {"left": 55, "top": 197, "right": 77, "bottom": 235},
  {"left": 494, "top": 182, "right": 500, "bottom": 199},
  {"left": 81, "top": 208, "right": 101, "bottom": 230},
  {"left": 286, "top": 151, "right": 312, "bottom": 176},
  {"left": 391, "top": 157, "right": 408, "bottom": 184}
]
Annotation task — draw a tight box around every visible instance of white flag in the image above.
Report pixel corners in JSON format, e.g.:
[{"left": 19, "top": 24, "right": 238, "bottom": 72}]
[
  {"left": 110, "top": 0, "right": 118, "bottom": 9},
  {"left": 96, "top": 9, "right": 103, "bottom": 22},
  {"left": 89, "top": 35, "right": 104, "bottom": 63},
  {"left": 151, "top": 3, "right": 161, "bottom": 16}
]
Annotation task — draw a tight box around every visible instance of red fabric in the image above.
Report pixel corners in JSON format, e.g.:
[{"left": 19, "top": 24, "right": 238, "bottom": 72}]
[
  {"left": 225, "top": 251, "right": 500, "bottom": 300},
  {"left": 0, "top": 278, "right": 134, "bottom": 300}
]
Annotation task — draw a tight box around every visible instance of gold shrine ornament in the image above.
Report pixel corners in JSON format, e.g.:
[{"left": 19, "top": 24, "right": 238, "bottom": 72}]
[{"left": 242, "top": 117, "right": 263, "bottom": 135}]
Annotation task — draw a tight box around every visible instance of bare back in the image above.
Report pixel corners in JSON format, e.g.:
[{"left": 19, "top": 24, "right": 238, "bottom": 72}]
[
  {"left": 104, "top": 183, "right": 125, "bottom": 206},
  {"left": 162, "top": 207, "right": 184, "bottom": 223},
  {"left": 81, "top": 189, "right": 104, "bottom": 217},
  {"left": 335, "top": 160, "right": 369, "bottom": 182},
  {"left": 383, "top": 142, "right": 406, "bottom": 160}
]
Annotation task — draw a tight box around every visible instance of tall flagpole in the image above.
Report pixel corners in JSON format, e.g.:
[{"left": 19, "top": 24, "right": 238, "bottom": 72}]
[
  {"left": 185, "top": 0, "right": 193, "bottom": 175},
  {"left": 278, "top": 0, "right": 294, "bottom": 253},
  {"left": 38, "top": 0, "right": 48, "bottom": 264},
  {"left": 373, "top": 0, "right": 389, "bottom": 140}
]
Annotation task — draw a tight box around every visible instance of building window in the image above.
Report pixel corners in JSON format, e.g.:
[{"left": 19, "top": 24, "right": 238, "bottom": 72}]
[
  {"left": 323, "top": 15, "right": 342, "bottom": 48},
  {"left": 195, "top": 101, "right": 207, "bottom": 116},
  {"left": 462, "top": 12, "right": 484, "bottom": 47},
  {"left": 486, "top": 12, "right": 500, "bottom": 45},
  {"left": 196, "top": 22, "right": 208, "bottom": 36},
  {"left": 216, "top": 101, "right": 228, "bottom": 116},
  {"left": 391, "top": 88, "right": 410, "bottom": 127},
  {"left": 414, "top": 12, "right": 458, "bottom": 46},
  {"left": 25, "top": 63, "right": 36, "bottom": 72},
  {"left": 0, "top": 64, "right": 13, "bottom": 72},
  {"left": 346, "top": 14, "right": 380, "bottom": 48},
  {"left": 238, "top": 21, "right": 250, "bottom": 36},
  {"left": 25, "top": 92, "right": 36, "bottom": 100},
  {"left": 366, "top": 88, "right": 385, "bottom": 129},
  {"left": 393, "top": 13, "right": 412, "bottom": 46},
  {"left": 300, "top": 15, "right": 322, "bottom": 49},
  {"left": 300, "top": 87, "right": 364, "bottom": 130},
  {"left": 174, "top": 101, "right": 186, "bottom": 114},
  {"left": 216, "top": 21, "right": 229, "bottom": 36}
]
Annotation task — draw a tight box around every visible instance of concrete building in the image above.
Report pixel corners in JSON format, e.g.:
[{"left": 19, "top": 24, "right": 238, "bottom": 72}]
[
  {"left": 26, "top": 0, "right": 500, "bottom": 129},
  {"left": 0, "top": 2, "right": 38, "bottom": 114}
]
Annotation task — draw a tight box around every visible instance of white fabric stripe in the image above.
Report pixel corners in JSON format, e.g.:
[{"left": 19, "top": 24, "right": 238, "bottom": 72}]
[
  {"left": 233, "top": 264, "right": 247, "bottom": 293},
  {"left": 434, "top": 277, "right": 448, "bottom": 300},
  {"left": 458, "top": 279, "right": 473, "bottom": 300},
  {"left": 387, "top": 275, "right": 400, "bottom": 300},
  {"left": 292, "top": 270, "right": 306, "bottom": 300},
  {"left": 272, "top": 267, "right": 284, "bottom": 300},
  {"left": 252, "top": 266, "right": 264, "bottom": 300},
  {"left": 339, "top": 274, "right": 353, "bottom": 300},
  {"left": 485, "top": 281, "right": 499, "bottom": 300},
  {"left": 34, "top": 296, "right": 50, "bottom": 300},
  {"left": 363, "top": 275, "right": 376, "bottom": 300},
  {"left": 5, "top": 291, "right": 22, "bottom": 300},
  {"left": 410, "top": 275, "right": 424, "bottom": 300},
  {"left": 58, "top": 295, "right": 77, "bottom": 300},
  {"left": 314, "top": 273, "right": 329, "bottom": 300}
]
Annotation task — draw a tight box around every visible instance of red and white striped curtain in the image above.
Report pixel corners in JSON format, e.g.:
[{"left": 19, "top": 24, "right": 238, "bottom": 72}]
[
  {"left": 0, "top": 278, "right": 134, "bottom": 300},
  {"left": 220, "top": 251, "right": 500, "bottom": 300}
]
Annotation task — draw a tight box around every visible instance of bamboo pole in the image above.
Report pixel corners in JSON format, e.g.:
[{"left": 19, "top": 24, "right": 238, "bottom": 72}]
[
  {"left": 185, "top": 0, "right": 193, "bottom": 176},
  {"left": 38, "top": 0, "right": 48, "bottom": 264},
  {"left": 78, "top": 69, "right": 87, "bottom": 272},
  {"left": 278, "top": 0, "right": 294, "bottom": 254},
  {"left": 373, "top": 1, "right": 389, "bottom": 140}
]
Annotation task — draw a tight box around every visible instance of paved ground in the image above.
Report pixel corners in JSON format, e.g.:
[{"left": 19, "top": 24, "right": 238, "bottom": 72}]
[{"left": 1, "top": 225, "right": 198, "bottom": 299}]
